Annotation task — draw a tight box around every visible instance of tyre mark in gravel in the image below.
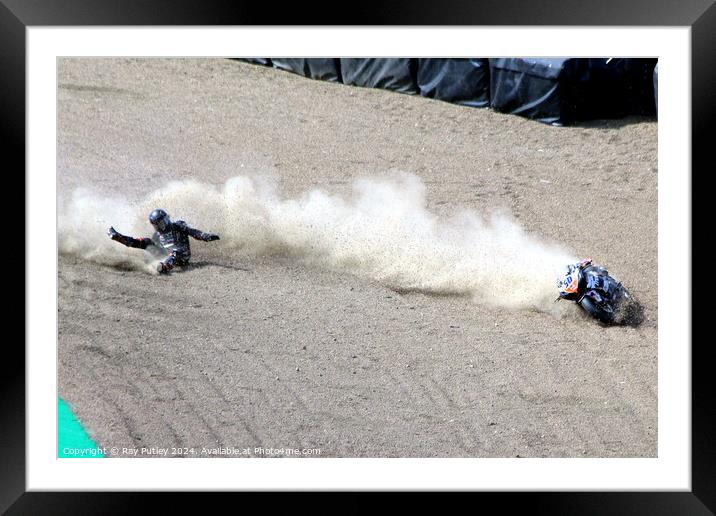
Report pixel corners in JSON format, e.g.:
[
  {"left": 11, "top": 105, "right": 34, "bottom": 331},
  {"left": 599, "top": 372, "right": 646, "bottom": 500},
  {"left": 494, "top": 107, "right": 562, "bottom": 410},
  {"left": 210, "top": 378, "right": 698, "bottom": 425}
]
[
  {"left": 255, "top": 354, "right": 309, "bottom": 413},
  {"left": 426, "top": 376, "right": 474, "bottom": 455},
  {"left": 590, "top": 357, "right": 656, "bottom": 455},
  {"left": 123, "top": 364, "right": 188, "bottom": 448},
  {"left": 147, "top": 357, "right": 226, "bottom": 448},
  {"left": 115, "top": 361, "right": 187, "bottom": 449},
  {"left": 216, "top": 349, "right": 302, "bottom": 444},
  {"left": 71, "top": 270, "right": 225, "bottom": 446},
  {"left": 176, "top": 388, "right": 225, "bottom": 448},
  {"left": 541, "top": 352, "right": 604, "bottom": 456},
  {"left": 196, "top": 367, "right": 264, "bottom": 447},
  {"left": 383, "top": 368, "right": 420, "bottom": 409},
  {"left": 77, "top": 353, "right": 146, "bottom": 448},
  {"left": 79, "top": 348, "right": 185, "bottom": 449}
]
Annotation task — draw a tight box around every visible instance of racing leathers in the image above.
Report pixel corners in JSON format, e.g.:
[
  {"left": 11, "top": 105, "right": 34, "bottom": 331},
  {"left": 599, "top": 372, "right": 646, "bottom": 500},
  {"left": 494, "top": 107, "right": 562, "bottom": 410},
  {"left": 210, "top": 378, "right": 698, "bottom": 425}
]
[{"left": 109, "top": 220, "right": 219, "bottom": 273}]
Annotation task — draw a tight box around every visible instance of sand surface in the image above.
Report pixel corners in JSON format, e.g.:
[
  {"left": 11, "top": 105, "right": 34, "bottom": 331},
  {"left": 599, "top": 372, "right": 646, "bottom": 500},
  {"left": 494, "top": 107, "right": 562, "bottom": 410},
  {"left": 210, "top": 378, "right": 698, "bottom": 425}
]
[{"left": 58, "top": 58, "right": 657, "bottom": 458}]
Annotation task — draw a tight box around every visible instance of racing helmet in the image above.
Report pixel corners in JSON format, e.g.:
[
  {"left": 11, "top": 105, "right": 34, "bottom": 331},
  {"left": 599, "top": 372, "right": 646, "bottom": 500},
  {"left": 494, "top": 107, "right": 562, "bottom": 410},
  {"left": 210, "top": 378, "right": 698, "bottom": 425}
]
[{"left": 149, "top": 209, "right": 171, "bottom": 232}]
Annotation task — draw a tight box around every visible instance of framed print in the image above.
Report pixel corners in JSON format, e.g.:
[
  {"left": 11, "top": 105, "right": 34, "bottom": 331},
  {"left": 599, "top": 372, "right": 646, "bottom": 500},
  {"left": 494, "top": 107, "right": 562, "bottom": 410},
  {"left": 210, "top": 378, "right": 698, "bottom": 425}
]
[{"left": 7, "top": 0, "right": 712, "bottom": 513}]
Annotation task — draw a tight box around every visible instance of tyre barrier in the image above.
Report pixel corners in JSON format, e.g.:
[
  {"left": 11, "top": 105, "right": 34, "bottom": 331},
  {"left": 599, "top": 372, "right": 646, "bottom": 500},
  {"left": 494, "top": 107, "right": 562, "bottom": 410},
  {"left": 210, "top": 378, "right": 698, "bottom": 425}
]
[
  {"left": 271, "top": 58, "right": 342, "bottom": 82},
  {"left": 235, "top": 57, "right": 657, "bottom": 126},
  {"left": 417, "top": 58, "right": 490, "bottom": 108},
  {"left": 489, "top": 58, "right": 657, "bottom": 125},
  {"left": 339, "top": 58, "right": 418, "bottom": 94}
]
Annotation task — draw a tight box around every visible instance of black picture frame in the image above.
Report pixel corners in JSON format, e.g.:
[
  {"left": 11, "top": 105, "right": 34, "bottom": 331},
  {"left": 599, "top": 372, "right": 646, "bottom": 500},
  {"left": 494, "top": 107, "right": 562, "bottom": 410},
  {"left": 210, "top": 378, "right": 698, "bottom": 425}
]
[{"left": 6, "top": 1, "right": 711, "bottom": 513}]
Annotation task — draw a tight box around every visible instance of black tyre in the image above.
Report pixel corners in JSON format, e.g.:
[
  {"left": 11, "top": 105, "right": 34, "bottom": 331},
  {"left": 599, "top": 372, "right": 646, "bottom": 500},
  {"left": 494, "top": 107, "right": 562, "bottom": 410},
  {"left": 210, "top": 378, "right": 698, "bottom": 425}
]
[{"left": 580, "top": 296, "right": 616, "bottom": 324}]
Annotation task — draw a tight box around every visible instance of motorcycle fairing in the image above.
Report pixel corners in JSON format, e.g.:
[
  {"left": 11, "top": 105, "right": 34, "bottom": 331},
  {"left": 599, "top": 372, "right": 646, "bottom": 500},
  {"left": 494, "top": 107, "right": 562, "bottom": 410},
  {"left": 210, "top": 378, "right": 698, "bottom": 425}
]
[
  {"left": 579, "top": 289, "right": 604, "bottom": 304},
  {"left": 558, "top": 267, "right": 581, "bottom": 297}
]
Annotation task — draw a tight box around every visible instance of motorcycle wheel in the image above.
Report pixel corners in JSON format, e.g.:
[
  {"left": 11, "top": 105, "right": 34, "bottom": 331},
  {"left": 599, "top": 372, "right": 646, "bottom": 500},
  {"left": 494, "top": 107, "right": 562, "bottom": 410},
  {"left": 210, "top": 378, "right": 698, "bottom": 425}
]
[{"left": 580, "top": 296, "right": 616, "bottom": 324}]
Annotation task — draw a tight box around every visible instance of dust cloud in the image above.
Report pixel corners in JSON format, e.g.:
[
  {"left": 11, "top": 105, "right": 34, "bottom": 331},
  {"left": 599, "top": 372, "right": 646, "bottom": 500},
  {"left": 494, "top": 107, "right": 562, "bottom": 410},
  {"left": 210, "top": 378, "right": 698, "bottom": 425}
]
[{"left": 59, "top": 173, "right": 575, "bottom": 310}]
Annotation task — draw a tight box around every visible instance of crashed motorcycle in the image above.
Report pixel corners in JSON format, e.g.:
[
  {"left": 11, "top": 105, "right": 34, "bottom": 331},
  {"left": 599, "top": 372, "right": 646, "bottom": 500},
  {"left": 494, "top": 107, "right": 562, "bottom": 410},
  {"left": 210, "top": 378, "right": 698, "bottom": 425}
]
[{"left": 556, "top": 258, "right": 638, "bottom": 324}]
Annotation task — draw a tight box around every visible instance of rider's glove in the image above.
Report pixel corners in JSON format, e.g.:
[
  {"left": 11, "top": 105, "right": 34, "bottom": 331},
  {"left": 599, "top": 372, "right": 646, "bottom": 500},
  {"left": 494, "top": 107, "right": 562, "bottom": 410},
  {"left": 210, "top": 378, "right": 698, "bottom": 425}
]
[
  {"left": 108, "top": 227, "right": 120, "bottom": 240},
  {"left": 204, "top": 233, "right": 220, "bottom": 242}
]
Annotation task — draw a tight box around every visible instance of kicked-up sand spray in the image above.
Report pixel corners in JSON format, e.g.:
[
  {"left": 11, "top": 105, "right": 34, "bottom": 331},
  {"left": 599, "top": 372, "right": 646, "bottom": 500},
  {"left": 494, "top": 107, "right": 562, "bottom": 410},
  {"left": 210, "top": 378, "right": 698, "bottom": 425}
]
[{"left": 59, "top": 172, "right": 575, "bottom": 311}]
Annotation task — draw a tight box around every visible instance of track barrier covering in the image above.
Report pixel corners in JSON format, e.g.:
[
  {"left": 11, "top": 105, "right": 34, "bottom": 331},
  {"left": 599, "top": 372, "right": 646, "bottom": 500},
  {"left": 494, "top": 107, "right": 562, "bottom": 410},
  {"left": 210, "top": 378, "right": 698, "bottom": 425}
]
[
  {"left": 489, "top": 58, "right": 657, "bottom": 125},
  {"left": 339, "top": 58, "right": 418, "bottom": 94},
  {"left": 417, "top": 58, "right": 490, "bottom": 107},
  {"left": 271, "top": 58, "right": 342, "bottom": 82},
  {"left": 237, "top": 58, "right": 657, "bottom": 125}
]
